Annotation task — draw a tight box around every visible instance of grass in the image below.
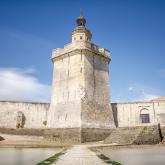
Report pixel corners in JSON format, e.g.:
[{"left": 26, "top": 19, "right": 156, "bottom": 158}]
[
  {"left": 98, "top": 154, "right": 122, "bottom": 165},
  {"left": 36, "top": 151, "right": 65, "bottom": 165}
]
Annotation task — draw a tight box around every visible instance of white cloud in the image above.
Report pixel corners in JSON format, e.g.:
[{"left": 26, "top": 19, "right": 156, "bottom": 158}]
[
  {"left": 128, "top": 86, "right": 134, "bottom": 91},
  {"left": 127, "top": 83, "right": 159, "bottom": 101},
  {"left": 0, "top": 67, "right": 51, "bottom": 102}
]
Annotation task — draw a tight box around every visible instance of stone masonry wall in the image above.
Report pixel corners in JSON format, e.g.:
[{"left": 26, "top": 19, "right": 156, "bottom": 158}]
[
  {"left": 48, "top": 51, "right": 83, "bottom": 128},
  {"left": 112, "top": 101, "right": 165, "bottom": 127},
  {"left": 81, "top": 50, "right": 115, "bottom": 128},
  {"left": 0, "top": 101, "right": 49, "bottom": 128}
]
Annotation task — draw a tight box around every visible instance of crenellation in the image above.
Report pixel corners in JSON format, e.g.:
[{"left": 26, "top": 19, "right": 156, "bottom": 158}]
[{"left": 52, "top": 41, "right": 110, "bottom": 62}]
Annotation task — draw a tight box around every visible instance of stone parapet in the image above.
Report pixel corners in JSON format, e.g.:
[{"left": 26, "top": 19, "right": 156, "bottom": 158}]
[{"left": 52, "top": 41, "right": 110, "bottom": 61}]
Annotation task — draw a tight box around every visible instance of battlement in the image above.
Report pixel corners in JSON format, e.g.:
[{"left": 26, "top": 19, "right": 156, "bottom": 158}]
[{"left": 52, "top": 41, "right": 110, "bottom": 60}]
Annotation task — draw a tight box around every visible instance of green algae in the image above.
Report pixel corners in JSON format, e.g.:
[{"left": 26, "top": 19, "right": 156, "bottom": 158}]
[
  {"left": 98, "top": 153, "right": 122, "bottom": 165},
  {"left": 36, "top": 151, "right": 65, "bottom": 165}
]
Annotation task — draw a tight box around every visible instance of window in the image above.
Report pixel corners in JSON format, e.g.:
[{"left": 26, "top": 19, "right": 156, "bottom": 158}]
[
  {"left": 80, "top": 36, "right": 82, "bottom": 40},
  {"left": 140, "top": 114, "right": 150, "bottom": 123},
  {"left": 140, "top": 109, "right": 150, "bottom": 123}
]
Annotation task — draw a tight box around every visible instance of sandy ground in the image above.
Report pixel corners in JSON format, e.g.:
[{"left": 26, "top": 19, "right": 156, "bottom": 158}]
[{"left": 0, "top": 133, "right": 44, "bottom": 147}]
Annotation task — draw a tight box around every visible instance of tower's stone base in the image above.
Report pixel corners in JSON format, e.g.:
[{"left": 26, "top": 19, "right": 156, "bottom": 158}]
[
  {"left": 44, "top": 128, "right": 81, "bottom": 145},
  {"left": 43, "top": 128, "right": 113, "bottom": 145},
  {"left": 81, "top": 128, "right": 113, "bottom": 142}
]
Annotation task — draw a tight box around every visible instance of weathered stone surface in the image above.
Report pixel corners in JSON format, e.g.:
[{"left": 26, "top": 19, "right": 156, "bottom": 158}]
[
  {"left": 112, "top": 101, "right": 165, "bottom": 127},
  {"left": 44, "top": 128, "right": 81, "bottom": 145},
  {"left": 47, "top": 16, "right": 115, "bottom": 144},
  {"left": 43, "top": 128, "right": 113, "bottom": 144},
  {"left": 0, "top": 128, "right": 45, "bottom": 136},
  {"left": 104, "top": 126, "right": 144, "bottom": 144},
  {"left": 105, "top": 126, "right": 161, "bottom": 145},
  {"left": 81, "top": 128, "right": 113, "bottom": 143},
  {"left": 0, "top": 101, "right": 49, "bottom": 128},
  {"left": 133, "top": 125, "right": 161, "bottom": 145}
]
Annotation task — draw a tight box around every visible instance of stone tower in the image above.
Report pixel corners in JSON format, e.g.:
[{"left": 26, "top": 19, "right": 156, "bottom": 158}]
[{"left": 47, "top": 16, "right": 115, "bottom": 144}]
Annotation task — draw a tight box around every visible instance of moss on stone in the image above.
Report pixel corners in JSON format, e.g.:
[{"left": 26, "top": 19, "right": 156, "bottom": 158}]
[
  {"left": 36, "top": 151, "right": 65, "bottom": 165},
  {"left": 98, "top": 154, "right": 122, "bottom": 165}
]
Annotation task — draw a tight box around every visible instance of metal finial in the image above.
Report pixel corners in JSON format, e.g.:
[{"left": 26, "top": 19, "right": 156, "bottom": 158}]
[{"left": 80, "top": 8, "right": 83, "bottom": 16}]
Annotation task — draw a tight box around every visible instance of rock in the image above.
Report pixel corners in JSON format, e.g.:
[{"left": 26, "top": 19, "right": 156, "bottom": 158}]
[{"left": 0, "top": 136, "right": 5, "bottom": 141}]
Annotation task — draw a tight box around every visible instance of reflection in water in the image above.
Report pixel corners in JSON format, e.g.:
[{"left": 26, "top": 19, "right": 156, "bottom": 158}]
[
  {"left": 0, "top": 148, "right": 61, "bottom": 165},
  {"left": 103, "top": 147, "right": 165, "bottom": 165}
]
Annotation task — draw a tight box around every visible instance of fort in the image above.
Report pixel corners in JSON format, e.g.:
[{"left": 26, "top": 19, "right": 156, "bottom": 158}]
[{"left": 0, "top": 16, "right": 165, "bottom": 145}]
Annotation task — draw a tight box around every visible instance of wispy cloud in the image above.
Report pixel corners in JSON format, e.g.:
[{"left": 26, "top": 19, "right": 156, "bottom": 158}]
[
  {"left": 0, "top": 67, "right": 51, "bottom": 102},
  {"left": 127, "top": 83, "right": 159, "bottom": 101}
]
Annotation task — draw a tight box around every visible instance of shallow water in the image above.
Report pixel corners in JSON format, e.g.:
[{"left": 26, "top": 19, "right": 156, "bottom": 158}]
[
  {"left": 0, "top": 148, "right": 61, "bottom": 165},
  {"left": 101, "top": 146, "right": 165, "bottom": 165}
]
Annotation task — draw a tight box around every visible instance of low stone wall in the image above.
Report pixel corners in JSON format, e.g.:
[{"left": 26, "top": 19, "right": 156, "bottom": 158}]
[
  {"left": 160, "top": 126, "right": 165, "bottom": 137},
  {"left": 0, "top": 101, "right": 49, "bottom": 129},
  {"left": 112, "top": 102, "right": 165, "bottom": 127},
  {"left": 81, "top": 128, "right": 114, "bottom": 142},
  {"left": 43, "top": 128, "right": 81, "bottom": 145},
  {"left": 0, "top": 128, "right": 45, "bottom": 136},
  {"left": 104, "top": 126, "right": 144, "bottom": 144},
  {"left": 133, "top": 125, "right": 161, "bottom": 145},
  {"left": 43, "top": 128, "right": 114, "bottom": 145},
  {"left": 105, "top": 125, "right": 162, "bottom": 145}
]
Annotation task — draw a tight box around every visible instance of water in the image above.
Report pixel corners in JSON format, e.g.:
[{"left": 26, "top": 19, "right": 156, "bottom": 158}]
[
  {"left": 1, "top": 146, "right": 165, "bottom": 165},
  {"left": 0, "top": 148, "right": 62, "bottom": 165},
  {"left": 101, "top": 146, "right": 165, "bottom": 165}
]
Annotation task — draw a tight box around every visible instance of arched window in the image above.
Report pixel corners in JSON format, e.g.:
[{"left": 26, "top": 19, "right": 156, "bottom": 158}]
[{"left": 140, "top": 109, "right": 150, "bottom": 123}]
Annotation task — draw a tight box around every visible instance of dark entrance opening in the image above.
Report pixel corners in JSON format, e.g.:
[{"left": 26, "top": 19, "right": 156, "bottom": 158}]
[{"left": 140, "top": 114, "right": 150, "bottom": 123}]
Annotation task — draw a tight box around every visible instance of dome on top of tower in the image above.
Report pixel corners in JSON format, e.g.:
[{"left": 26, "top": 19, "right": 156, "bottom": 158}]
[
  {"left": 76, "top": 16, "right": 86, "bottom": 26},
  {"left": 72, "top": 15, "right": 92, "bottom": 42}
]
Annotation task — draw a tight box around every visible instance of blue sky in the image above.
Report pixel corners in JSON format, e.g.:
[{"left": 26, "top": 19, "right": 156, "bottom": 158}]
[{"left": 0, "top": 0, "right": 165, "bottom": 102}]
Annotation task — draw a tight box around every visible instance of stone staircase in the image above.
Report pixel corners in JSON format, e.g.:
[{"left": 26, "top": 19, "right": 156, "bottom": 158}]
[
  {"left": 104, "top": 126, "right": 144, "bottom": 144},
  {"left": 134, "top": 125, "right": 161, "bottom": 145},
  {"left": 104, "top": 125, "right": 161, "bottom": 145}
]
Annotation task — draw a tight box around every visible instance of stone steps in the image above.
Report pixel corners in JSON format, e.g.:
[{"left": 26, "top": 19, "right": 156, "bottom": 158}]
[
  {"left": 134, "top": 125, "right": 161, "bottom": 144},
  {"left": 104, "top": 125, "right": 161, "bottom": 145},
  {"left": 104, "top": 126, "right": 144, "bottom": 144}
]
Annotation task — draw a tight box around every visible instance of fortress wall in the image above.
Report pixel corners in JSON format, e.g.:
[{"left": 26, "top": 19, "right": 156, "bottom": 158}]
[
  {"left": 0, "top": 100, "right": 164, "bottom": 130},
  {"left": 154, "top": 102, "right": 165, "bottom": 125},
  {"left": 112, "top": 102, "right": 165, "bottom": 127},
  {"left": 0, "top": 101, "right": 49, "bottom": 129}
]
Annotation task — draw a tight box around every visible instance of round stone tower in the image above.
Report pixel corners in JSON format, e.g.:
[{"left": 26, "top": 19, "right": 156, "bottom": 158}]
[{"left": 72, "top": 16, "right": 92, "bottom": 42}]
